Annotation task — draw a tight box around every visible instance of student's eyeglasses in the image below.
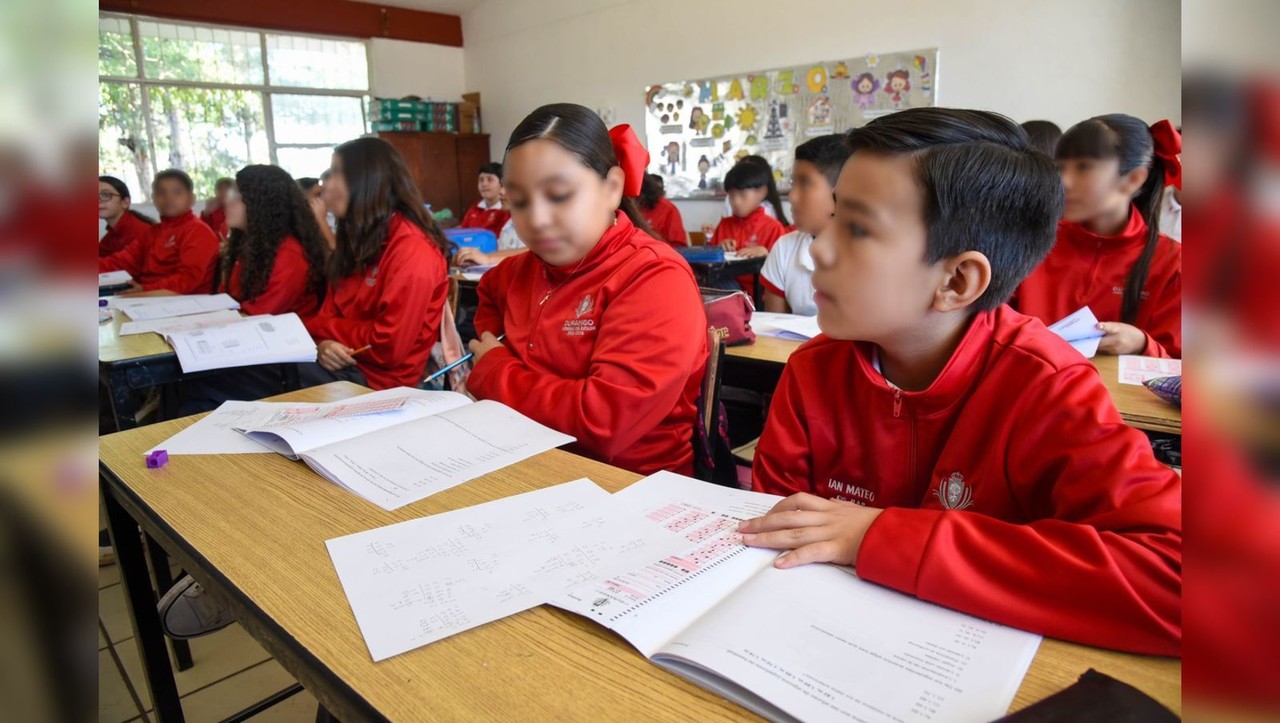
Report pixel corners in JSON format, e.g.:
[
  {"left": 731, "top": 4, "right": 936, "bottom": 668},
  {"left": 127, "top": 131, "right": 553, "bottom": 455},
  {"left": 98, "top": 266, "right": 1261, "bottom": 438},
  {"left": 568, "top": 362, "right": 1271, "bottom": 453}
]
[{"left": 98, "top": 191, "right": 121, "bottom": 202}]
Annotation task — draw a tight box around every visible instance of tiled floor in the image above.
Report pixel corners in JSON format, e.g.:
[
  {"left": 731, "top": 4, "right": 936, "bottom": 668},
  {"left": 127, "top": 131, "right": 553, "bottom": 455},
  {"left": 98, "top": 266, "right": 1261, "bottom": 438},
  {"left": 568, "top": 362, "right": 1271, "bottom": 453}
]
[{"left": 99, "top": 557, "right": 320, "bottom": 723}]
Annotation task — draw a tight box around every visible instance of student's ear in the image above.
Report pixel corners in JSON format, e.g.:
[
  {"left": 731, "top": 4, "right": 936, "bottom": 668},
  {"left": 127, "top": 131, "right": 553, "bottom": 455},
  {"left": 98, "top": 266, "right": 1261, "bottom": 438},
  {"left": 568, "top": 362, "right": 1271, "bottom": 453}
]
[
  {"left": 1120, "top": 165, "right": 1149, "bottom": 198},
  {"left": 932, "top": 250, "right": 991, "bottom": 313},
  {"left": 604, "top": 166, "right": 626, "bottom": 208}
]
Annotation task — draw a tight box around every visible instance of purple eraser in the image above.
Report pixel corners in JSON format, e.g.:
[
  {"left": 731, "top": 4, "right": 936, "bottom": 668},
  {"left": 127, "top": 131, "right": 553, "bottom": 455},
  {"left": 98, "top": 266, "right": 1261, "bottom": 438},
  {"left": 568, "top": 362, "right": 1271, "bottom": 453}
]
[
  {"left": 99, "top": 298, "right": 109, "bottom": 307},
  {"left": 146, "top": 450, "right": 168, "bottom": 469}
]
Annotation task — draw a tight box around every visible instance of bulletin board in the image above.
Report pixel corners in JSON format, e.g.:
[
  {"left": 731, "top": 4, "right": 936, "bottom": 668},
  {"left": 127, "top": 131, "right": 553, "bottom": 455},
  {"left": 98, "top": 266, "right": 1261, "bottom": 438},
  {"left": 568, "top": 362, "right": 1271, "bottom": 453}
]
[{"left": 643, "top": 48, "right": 938, "bottom": 199}]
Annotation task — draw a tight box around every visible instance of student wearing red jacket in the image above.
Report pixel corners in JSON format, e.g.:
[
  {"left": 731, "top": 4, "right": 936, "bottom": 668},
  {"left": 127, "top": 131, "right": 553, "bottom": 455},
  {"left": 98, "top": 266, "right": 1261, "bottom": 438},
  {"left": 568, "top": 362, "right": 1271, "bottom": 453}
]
[
  {"left": 1016, "top": 116, "right": 1182, "bottom": 358},
  {"left": 709, "top": 161, "right": 787, "bottom": 293},
  {"left": 200, "top": 177, "right": 233, "bottom": 239},
  {"left": 638, "top": 173, "right": 688, "bottom": 248},
  {"left": 740, "top": 109, "right": 1181, "bottom": 657},
  {"left": 302, "top": 137, "right": 451, "bottom": 390},
  {"left": 99, "top": 169, "right": 220, "bottom": 294},
  {"left": 98, "top": 175, "right": 153, "bottom": 258},
  {"left": 458, "top": 162, "right": 510, "bottom": 235},
  {"left": 468, "top": 105, "right": 707, "bottom": 476}
]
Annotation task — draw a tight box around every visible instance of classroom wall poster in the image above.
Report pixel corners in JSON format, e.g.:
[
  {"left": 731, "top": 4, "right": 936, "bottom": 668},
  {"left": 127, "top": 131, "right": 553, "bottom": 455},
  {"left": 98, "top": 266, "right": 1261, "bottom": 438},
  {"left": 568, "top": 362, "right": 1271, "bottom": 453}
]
[{"left": 643, "top": 48, "right": 939, "bottom": 199}]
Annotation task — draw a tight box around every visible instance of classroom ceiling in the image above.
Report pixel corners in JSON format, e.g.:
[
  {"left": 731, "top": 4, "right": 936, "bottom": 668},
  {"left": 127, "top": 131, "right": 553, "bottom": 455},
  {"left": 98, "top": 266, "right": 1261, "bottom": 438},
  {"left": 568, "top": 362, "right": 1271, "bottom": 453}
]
[{"left": 350, "top": 0, "right": 486, "bottom": 16}]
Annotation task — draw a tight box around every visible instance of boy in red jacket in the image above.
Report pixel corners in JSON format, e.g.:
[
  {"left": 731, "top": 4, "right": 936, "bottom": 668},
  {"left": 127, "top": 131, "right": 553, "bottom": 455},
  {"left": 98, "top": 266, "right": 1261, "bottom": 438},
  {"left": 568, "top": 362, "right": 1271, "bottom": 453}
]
[
  {"left": 739, "top": 108, "right": 1181, "bottom": 657},
  {"left": 99, "top": 169, "right": 220, "bottom": 294},
  {"left": 458, "top": 162, "right": 510, "bottom": 235}
]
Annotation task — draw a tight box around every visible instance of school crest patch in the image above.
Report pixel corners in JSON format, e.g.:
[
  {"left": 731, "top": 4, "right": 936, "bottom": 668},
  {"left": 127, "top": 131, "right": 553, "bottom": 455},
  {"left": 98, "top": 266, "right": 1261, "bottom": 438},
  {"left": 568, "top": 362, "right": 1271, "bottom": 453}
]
[{"left": 934, "top": 472, "right": 974, "bottom": 511}]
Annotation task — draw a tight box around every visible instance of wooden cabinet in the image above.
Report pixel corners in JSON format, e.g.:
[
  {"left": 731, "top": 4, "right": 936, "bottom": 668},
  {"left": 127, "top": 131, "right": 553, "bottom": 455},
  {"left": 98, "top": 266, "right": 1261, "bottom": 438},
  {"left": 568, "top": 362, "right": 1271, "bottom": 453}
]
[{"left": 375, "top": 132, "right": 491, "bottom": 218}]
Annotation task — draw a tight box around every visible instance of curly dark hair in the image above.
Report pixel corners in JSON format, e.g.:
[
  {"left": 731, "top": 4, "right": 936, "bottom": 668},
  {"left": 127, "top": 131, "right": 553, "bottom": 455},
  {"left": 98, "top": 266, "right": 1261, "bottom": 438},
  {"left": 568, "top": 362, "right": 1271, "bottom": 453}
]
[{"left": 219, "top": 165, "right": 328, "bottom": 303}]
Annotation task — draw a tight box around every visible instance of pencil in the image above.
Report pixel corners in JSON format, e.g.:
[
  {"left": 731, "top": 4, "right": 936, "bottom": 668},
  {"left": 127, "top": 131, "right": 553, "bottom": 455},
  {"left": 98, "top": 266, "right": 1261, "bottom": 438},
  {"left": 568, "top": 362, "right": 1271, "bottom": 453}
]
[{"left": 351, "top": 345, "right": 372, "bottom": 356}]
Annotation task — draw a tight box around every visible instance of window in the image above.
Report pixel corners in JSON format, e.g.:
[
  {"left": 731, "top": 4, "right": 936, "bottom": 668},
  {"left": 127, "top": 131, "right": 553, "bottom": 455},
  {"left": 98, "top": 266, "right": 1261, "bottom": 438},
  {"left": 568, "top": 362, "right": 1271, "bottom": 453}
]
[{"left": 98, "top": 14, "right": 370, "bottom": 201}]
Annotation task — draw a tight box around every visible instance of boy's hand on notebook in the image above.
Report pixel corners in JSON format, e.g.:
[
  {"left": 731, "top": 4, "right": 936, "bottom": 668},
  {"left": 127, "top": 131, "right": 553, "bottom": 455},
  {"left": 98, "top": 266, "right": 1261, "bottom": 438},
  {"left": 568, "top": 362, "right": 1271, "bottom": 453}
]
[
  {"left": 736, "top": 245, "right": 768, "bottom": 259},
  {"left": 737, "top": 493, "right": 883, "bottom": 569},
  {"left": 1096, "top": 321, "right": 1146, "bottom": 355},
  {"left": 720, "top": 238, "right": 738, "bottom": 251},
  {"left": 469, "top": 331, "right": 505, "bottom": 365},
  {"left": 455, "top": 247, "right": 491, "bottom": 267},
  {"left": 317, "top": 340, "right": 359, "bottom": 371}
]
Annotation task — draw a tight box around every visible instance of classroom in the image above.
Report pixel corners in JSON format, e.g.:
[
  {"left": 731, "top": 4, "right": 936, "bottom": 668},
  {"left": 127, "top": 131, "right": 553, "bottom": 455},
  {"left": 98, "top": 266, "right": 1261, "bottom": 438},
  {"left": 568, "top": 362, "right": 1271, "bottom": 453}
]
[{"left": 97, "top": 0, "right": 1183, "bottom": 720}]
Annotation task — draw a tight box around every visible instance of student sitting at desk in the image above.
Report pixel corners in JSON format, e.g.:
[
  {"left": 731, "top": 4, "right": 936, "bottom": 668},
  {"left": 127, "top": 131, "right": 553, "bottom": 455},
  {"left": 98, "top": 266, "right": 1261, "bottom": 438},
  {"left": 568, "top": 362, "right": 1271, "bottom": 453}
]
[
  {"left": 301, "top": 137, "right": 451, "bottom": 390},
  {"left": 741, "top": 109, "right": 1181, "bottom": 657},
  {"left": 467, "top": 104, "right": 707, "bottom": 476},
  {"left": 760, "top": 135, "right": 851, "bottom": 316},
  {"left": 99, "top": 169, "right": 220, "bottom": 295},
  {"left": 98, "top": 175, "right": 153, "bottom": 258},
  {"left": 454, "top": 191, "right": 529, "bottom": 267},
  {"left": 638, "top": 173, "right": 688, "bottom": 248},
  {"left": 459, "top": 162, "right": 511, "bottom": 235}
]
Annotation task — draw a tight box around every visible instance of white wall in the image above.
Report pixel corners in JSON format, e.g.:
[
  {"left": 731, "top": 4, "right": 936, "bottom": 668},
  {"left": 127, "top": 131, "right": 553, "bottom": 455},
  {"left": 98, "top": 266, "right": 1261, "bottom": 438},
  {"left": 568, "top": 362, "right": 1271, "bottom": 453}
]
[
  {"left": 369, "top": 37, "right": 466, "bottom": 101},
  {"left": 461, "top": 0, "right": 1180, "bottom": 229}
]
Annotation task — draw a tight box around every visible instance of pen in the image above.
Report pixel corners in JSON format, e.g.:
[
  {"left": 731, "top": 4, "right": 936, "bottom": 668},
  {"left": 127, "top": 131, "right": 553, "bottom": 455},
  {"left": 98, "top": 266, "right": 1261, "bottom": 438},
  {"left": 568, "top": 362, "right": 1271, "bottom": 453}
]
[{"left": 422, "top": 334, "right": 505, "bottom": 384}]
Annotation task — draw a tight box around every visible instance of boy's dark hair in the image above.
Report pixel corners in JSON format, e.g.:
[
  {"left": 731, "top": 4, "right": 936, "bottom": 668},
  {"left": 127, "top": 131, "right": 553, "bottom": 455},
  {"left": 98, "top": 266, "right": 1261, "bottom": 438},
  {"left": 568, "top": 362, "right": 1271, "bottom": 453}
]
[
  {"left": 214, "top": 177, "right": 234, "bottom": 191},
  {"left": 723, "top": 159, "right": 771, "bottom": 192},
  {"left": 1021, "top": 120, "right": 1063, "bottom": 158},
  {"left": 478, "top": 162, "right": 503, "bottom": 179},
  {"left": 639, "top": 173, "right": 665, "bottom": 210},
  {"left": 99, "top": 175, "right": 131, "bottom": 199},
  {"left": 845, "top": 107, "right": 1063, "bottom": 312},
  {"left": 297, "top": 177, "right": 320, "bottom": 192},
  {"left": 1056, "top": 114, "right": 1173, "bottom": 324},
  {"left": 153, "top": 169, "right": 195, "bottom": 193},
  {"left": 506, "top": 103, "right": 658, "bottom": 239},
  {"left": 794, "top": 134, "right": 853, "bottom": 188}
]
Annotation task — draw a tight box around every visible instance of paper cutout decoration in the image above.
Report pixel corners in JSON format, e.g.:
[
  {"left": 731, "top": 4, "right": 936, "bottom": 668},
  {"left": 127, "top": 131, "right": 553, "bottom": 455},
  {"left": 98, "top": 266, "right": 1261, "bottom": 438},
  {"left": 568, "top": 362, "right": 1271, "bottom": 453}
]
[
  {"left": 775, "top": 70, "right": 797, "bottom": 95},
  {"left": 722, "top": 140, "right": 732, "bottom": 152},
  {"left": 723, "top": 114, "right": 735, "bottom": 131},
  {"left": 915, "top": 55, "right": 933, "bottom": 94},
  {"left": 711, "top": 123, "right": 724, "bottom": 138},
  {"left": 853, "top": 72, "right": 880, "bottom": 110},
  {"left": 726, "top": 78, "right": 745, "bottom": 100},
  {"left": 806, "top": 66, "right": 828, "bottom": 94},
  {"left": 736, "top": 105, "right": 758, "bottom": 131},
  {"left": 697, "top": 155, "right": 711, "bottom": 189},
  {"left": 830, "top": 61, "right": 850, "bottom": 79},
  {"left": 807, "top": 96, "right": 833, "bottom": 128},
  {"left": 711, "top": 102, "right": 725, "bottom": 120},
  {"left": 745, "top": 134, "right": 758, "bottom": 146},
  {"left": 750, "top": 75, "right": 770, "bottom": 100},
  {"left": 884, "top": 69, "right": 911, "bottom": 108},
  {"left": 866, "top": 53, "right": 880, "bottom": 68},
  {"left": 646, "top": 85, "right": 663, "bottom": 114},
  {"left": 689, "top": 107, "right": 709, "bottom": 135},
  {"left": 698, "top": 82, "right": 712, "bottom": 102}
]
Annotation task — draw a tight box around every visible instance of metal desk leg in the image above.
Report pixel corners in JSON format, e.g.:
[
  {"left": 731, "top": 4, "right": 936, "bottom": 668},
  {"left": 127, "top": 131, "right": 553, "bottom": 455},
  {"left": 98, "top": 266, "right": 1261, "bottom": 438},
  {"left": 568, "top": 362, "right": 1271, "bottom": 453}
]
[{"left": 102, "top": 477, "right": 185, "bottom": 722}]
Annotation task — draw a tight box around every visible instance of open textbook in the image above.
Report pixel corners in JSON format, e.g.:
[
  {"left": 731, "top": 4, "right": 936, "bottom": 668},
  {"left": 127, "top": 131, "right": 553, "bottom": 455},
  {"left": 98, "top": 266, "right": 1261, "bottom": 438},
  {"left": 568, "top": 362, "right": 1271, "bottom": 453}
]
[
  {"left": 1047, "top": 306, "right": 1105, "bottom": 358},
  {"left": 164, "top": 313, "right": 317, "bottom": 373},
  {"left": 110, "top": 293, "right": 241, "bottom": 321},
  {"left": 554, "top": 472, "right": 1043, "bottom": 723}
]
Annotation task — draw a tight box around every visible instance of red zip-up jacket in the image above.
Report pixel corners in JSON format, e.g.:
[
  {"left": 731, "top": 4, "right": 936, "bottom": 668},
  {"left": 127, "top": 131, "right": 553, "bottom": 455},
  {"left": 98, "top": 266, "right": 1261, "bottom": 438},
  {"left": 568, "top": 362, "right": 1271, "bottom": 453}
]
[
  {"left": 753, "top": 305, "right": 1181, "bottom": 656},
  {"left": 303, "top": 214, "right": 449, "bottom": 390},
  {"left": 460, "top": 201, "right": 510, "bottom": 237},
  {"left": 470, "top": 212, "right": 708, "bottom": 476},
  {"left": 711, "top": 207, "right": 785, "bottom": 293},
  {"left": 219, "top": 236, "right": 320, "bottom": 317},
  {"left": 99, "top": 211, "right": 152, "bottom": 258},
  {"left": 99, "top": 211, "right": 220, "bottom": 294},
  {"left": 201, "top": 206, "right": 229, "bottom": 239},
  {"left": 641, "top": 197, "right": 688, "bottom": 248},
  {"left": 1016, "top": 206, "right": 1182, "bottom": 358}
]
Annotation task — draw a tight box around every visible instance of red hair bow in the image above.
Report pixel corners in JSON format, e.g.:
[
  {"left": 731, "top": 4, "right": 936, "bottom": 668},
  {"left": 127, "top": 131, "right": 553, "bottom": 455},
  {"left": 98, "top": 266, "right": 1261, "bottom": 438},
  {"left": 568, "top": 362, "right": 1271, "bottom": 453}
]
[
  {"left": 609, "top": 124, "right": 648, "bottom": 197},
  {"left": 1149, "top": 119, "right": 1181, "bottom": 189}
]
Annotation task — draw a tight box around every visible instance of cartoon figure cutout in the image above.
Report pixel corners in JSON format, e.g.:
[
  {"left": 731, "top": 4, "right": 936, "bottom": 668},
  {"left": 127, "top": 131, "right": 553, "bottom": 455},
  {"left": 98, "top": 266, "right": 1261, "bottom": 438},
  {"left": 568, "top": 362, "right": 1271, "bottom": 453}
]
[
  {"left": 884, "top": 69, "right": 911, "bottom": 108},
  {"left": 688, "top": 106, "right": 710, "bottom": 135},
  {"left": 852, "top": 72, "right": 880, "bottom": 110},
  {"left": 661, "top": 142, "right": 680, "bottom": 175},
  {"left": 696, "top": 155, "right": 711, "bottom": 190}
]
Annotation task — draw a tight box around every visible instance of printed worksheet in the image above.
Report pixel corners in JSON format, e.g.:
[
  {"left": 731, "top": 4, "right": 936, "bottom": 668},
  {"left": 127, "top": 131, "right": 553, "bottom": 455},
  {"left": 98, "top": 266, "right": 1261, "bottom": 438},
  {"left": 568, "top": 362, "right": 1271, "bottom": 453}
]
[
  {"left": 111, "top": 293, "right": 241, "bottom": 321},
  {"left": 1048, "top": 306, "right": 1106, "bottom": 358},
  {"left": 119, "top": 309, "right": 246, "bottom": 336},
  {"left": 1118, "top": 355, "right": 1182, "bottom": 385},
  {"left": 165, "top": 313, "right": 316, "bottom": 373}
]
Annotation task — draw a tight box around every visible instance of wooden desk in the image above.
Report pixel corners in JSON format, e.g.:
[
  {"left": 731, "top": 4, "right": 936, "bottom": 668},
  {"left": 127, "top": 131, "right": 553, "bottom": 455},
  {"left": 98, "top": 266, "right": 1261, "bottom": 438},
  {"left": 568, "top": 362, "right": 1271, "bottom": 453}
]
[
  {"left": 100, "top": 382, "right": 1180, "bottom": 721},
  {"left": 98, "top": 302, "right": 183, "bottom": 431},
  {"left": 725, "top": 337, "right": 1181, "bottom": 435}
]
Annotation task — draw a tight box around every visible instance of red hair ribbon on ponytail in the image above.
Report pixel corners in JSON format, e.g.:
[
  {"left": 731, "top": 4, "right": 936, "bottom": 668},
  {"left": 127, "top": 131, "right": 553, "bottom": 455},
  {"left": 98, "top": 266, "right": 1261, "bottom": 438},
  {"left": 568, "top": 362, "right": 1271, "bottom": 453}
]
[
  {"left": 608, "top": 124, "right": 648, "bottom": 197},
  {"left": 1149, "top": 119, "right": 1181, "bottom": 190}
]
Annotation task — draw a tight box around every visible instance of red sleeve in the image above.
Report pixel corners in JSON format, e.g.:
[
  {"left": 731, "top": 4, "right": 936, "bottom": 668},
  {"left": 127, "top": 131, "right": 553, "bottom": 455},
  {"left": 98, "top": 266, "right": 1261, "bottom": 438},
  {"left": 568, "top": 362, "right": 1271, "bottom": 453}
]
[
  {"left": 472, "top": 260, "right": 512, "bottom": 339},
  {"left": 709, "top": 219, "right": 727, "bottom": 246},
  {"left": 751, "top": 361, "right": 814, "bottom": 496},
  {"left": 140, "top": 223, "right": 220, "bottom": 293},
  {"left": 239, "top": 242, "right": 311, "bottom": 316},
  {"left": 307, "top": 239, "right": 447, "bottom": 370},
  {"left": 468, "top": 258, "right": 706, "bottom": 461},
  {"left": 856, "top": 364, "right": 1181, "bottom": 656},
  {"left": 658, "top": 203, "right": 687, "bottom": 246},
  {"left": 98, "top": 231, "right": 148, "bottom": 276},
  {"left": 1139, "top": 265, "right": 1182, "bottom": 358}
]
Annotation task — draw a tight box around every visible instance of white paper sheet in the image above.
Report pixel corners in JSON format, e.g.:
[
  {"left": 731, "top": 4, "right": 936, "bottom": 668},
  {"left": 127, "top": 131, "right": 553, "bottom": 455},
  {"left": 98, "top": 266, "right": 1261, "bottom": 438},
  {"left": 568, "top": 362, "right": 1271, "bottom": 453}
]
[
  {"left": 112, "top": 293, "right": 241, "bottom": 321},
  {"left": 554, "top": 471, "right": 782, "bottom": 657},
  {"left": 750, "top": 311, "right": 819, "bottom": 341},
  {"left": 326, "top": 479, "right": 687, "bottom": 661},
  {"left": 148, "top": 401, "right": 283, "bottom": 456},
  {"left": 119, "top": 310, "right": 246, "bottom": 336},
  {"left": 655, "top": 563, "right": 1042, "bottom": 723},
  {"left": 301, "top": 399, "right": 576, "bottom": 510},
  {"left": 1118, "top": 355, "right": 1182, "bottom": 385},
  {"left": 99, "top": 270, "right": 132, "bottom": 287},
  {"left": 1047, "top": 306, "right": 1105, "bottom": 359},
  {"left": 166, "top": 313, "right": 316, "bottom": 373}
]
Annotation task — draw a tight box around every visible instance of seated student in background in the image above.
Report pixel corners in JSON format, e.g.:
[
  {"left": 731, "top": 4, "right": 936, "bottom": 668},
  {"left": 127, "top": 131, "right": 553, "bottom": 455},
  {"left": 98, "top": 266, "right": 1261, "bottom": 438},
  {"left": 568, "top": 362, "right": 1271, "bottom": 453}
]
[
  {"left": 304, "top": 171, "right": 338, "bottom": 252},
  {"left": 455, "top": 191, "right": 529, "bottom": 267},
  {"left": 711, "top": 155, "right": 790, "bottom": 229},
  {"left": 709, "top": 159, "right": 787, "bottom": 260},
  {"left": 99, "top": 169, "right": 220, "bottom": 294},
  {"left": 742, "top": 108, "right": 1180, "bottom": 657},
  {"left": 468, "top": 103, "right": 707, "bottom": 476},
  {"left": 98, "top": 175, "right": 153, "bottom": 258},
  {"left": 638, "top": 173, "right": 688, "bottom": 248},
  {"left": 760, "top": 135, "right": 850, "bottom": 315},
  {"left": 199, "top": 177, "right": 233, "bottom": 239},
  {"left": 1020, "top": 119, "right": 1062, "bottom": 157},
  {"left": 302, "top": 137, "right": 451, "bottom": 390},
  {"left": 459, "top": 162, "right": 510, "bottom": 235},
  {"left": 1016, "top": 115, "right": 1182, "bottom": 357}
]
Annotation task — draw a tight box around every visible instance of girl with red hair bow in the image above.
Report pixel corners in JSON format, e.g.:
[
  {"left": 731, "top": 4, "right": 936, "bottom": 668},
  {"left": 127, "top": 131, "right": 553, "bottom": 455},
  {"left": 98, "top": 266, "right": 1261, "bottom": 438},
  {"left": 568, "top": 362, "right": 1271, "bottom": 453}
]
[{"left": 467, "top": 104, "right": 708, "bottom": 475}]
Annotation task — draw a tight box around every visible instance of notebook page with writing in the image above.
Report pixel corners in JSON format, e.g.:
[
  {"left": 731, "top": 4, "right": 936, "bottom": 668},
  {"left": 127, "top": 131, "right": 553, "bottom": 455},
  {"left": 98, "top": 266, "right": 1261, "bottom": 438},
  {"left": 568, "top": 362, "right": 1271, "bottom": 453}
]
[
  {"left": 553, "top": 471, "right": 781, "bottom": 657},
  {"left": 166, "top": 313, "right": 316, "bottom": 373}
]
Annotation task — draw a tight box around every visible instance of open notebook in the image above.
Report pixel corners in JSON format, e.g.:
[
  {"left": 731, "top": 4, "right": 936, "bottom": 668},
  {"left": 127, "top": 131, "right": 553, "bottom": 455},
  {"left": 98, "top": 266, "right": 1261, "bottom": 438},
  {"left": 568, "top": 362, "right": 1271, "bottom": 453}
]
[
  {"left": 164, "top": 313, "right": 317, "bottom": 373},
  {"left": 231, "top": 389, "right": 575, "bottom": 510},
  {"left": 554, "top": 472, "right": 1042, "bottom": 723}
]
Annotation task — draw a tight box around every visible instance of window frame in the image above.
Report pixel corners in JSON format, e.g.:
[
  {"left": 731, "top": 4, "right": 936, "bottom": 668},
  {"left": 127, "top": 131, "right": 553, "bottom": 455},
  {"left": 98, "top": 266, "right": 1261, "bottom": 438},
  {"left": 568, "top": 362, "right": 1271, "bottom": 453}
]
[{"left": 99, "top": 12, "right": 372, "bottom": 178}]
